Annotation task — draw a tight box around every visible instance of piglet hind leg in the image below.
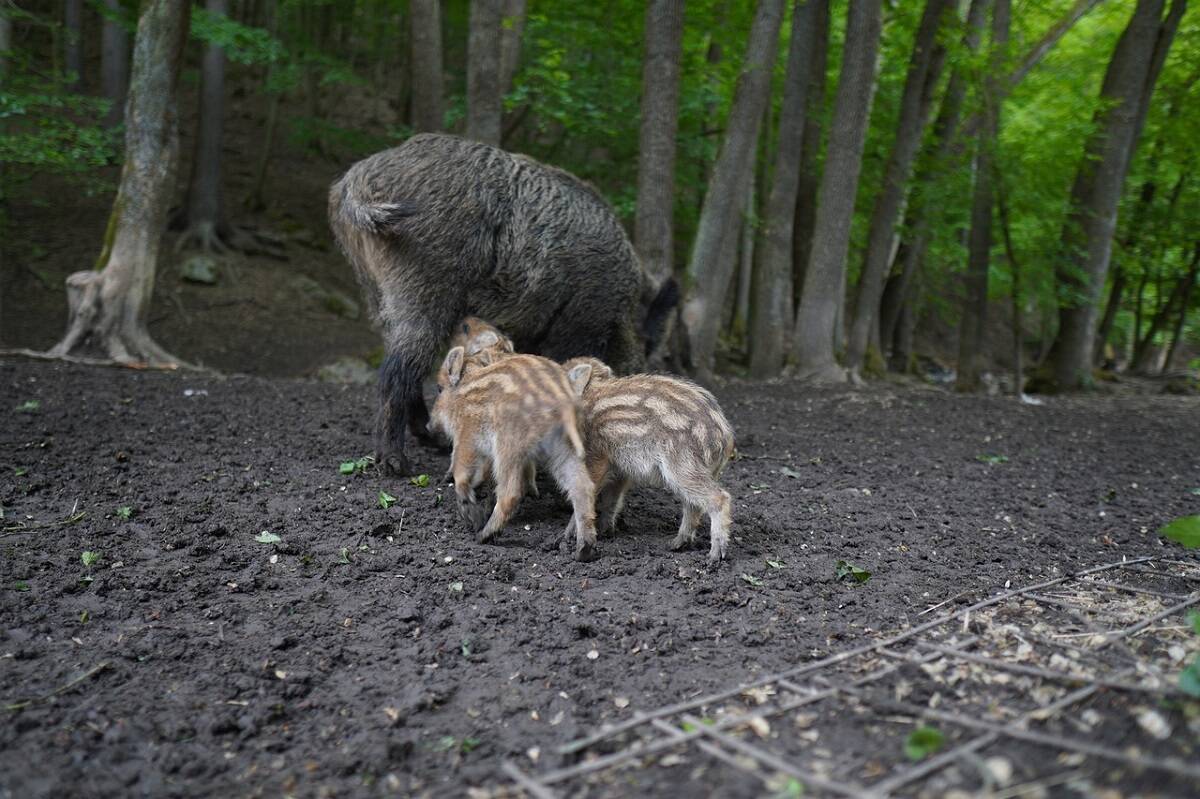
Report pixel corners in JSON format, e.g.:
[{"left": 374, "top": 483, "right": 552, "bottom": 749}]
[
  {"left": 673, "top": 473, "right": 732, "bottom": 564},
  {"left": 670, "top": 503, "right": 703, "bottom": 552},
  {"left": 549, "top": 451, "right": 599, "bottom": 562},
  {"left": 452, "top": 443, "right": 490, "bottom": 533},
  {"left": 477, "top": 453, "right": 526, "bottom": 544}
]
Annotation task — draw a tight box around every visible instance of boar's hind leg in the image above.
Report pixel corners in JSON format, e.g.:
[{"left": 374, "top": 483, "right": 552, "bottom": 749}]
[{"left": 376, "top": 329, "right": 447, "bottom": 474}]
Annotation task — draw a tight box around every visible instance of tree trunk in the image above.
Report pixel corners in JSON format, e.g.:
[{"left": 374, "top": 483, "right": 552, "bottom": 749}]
[
  {"left": 410, "top": 0, "right": 445, "bottom": 133},
  {"left": 749, "top": 0, "right": 820, "bottom": 378},
  {"left": 0, "top": 5, "right": 11, "bottom": 79},
  {"left": 1093, "top": 267, "right": 1125, "bottom": 365},
  {"left": 499, "top": 0, "right": 527, "bottom": 97},
  {"left": 734, "top": 175, "right": 756, "bottom": 338},
  {"left": 1130, "top": 251, "right": 1195, "bottom": 372},
  {"left": 791, "top": 0, "right": 883, "bottom": 383},
  {"left": 791, "top": 0, "right": 829, "bottom": 318},
  {"left": 48, "top": 0, "right": 190, "bottom": 366},
  {"left": 1161, "top": 243, "right": 1199, "bottom": 372},
  {"left": 845, "top": 0, "right": 950, "bottom": 375},
  {"left": 996, "top": 168, "right": 1023, "bottom": 394},
  {"left": 955, "top": 0, "right": 1009, "bottom": 392},
  {"left": 680, "top": 0, "right": 785, "bottom": 380},
  {"left": 1048, "top": 0, "right": 1183, "bottom": 390},
  {"left": 634, "top": 0, "right": 685, "bottom": 285},
  {"left": 247, "top": 0, "right": 280, "bottom": 213},
  {"left": 466, "top": 0, "right": 502, "bottom": 144},
  {"left": 178, "top": 0, "right": 235, "bottom": 252},
  {"left": 100, "top": 0, "right": 130, "bottom": 127},
  {"left": 65, "top": 0, "right": 84, "bottom": 91}
]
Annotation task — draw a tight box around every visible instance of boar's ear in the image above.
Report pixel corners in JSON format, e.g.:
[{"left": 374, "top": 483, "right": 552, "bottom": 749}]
[
  {"left": 468, "top": 330, "right": 501, "bottom": 356},
  {"left": 443, "top": 346, "right": 466, "bottom": 386},
  {"left": 566, "top": 363, "right": 594, "bottom": 396}
]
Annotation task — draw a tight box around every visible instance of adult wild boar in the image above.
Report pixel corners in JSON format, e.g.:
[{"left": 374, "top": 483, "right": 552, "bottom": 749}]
[{"left": 329, "top": 133, "right": 676, "bottom": 475}]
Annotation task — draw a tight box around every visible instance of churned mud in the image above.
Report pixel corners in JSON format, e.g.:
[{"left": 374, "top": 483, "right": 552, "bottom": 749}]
[{"left": 2, "top": 358, "right": 1197, "bottom": 796}]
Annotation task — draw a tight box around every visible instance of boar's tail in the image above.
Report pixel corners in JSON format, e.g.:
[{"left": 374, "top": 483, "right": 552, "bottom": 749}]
[
  {"left": 641, "top": 277, "right": 680, "bottom": 357},
  {"left": 561, "top": 405, "right": 585, "bottom": 459},
  {"left": 336, "top": 182, "right": 420, "bottom": 235}
]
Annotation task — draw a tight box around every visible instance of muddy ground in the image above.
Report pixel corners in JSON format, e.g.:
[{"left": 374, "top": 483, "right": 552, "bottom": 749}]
[{"left": 1, "top": 357, "right": 1198, "bottom": 797}]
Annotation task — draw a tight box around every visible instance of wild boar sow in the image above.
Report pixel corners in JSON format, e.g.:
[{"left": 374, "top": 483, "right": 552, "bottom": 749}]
[{"left": 329, "top": 134, "right": 674, "bottom": 475}]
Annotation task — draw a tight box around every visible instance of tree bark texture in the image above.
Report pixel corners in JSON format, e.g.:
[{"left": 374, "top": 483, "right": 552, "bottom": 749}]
[
  {"left": 101, "top": 0, "right": 130, "bottom": 127},
  {"left": 634, "top": 0, "right": 685, "bottom": 285},
  {"left": 792, "top": 0, "right": 883, "bottom": 383},
  {"left": 680, "top": 0, "right": 785, "bottom": 379},
  {"left": 846, "top": 0, "right": 950, "bottom": 374},
  {"left": 49, "top": 0, "right": 190, "bottom": 365},
  {"left": 749, "top": 0, "right": 820, "bottom": 377},
  {"left": 0, "top": 5, "right": 11, "bottom": 79},
  {"left": 790, "top": 0, "right": 829, "bottom": 316},
  {"left": 499, "top": 0, "right": 527, "bottom": 96},
  {"left": 410, "top": 0, "right": 445, "bottom": 133},
  {"left": 1049, "top": 0, "right": 1183, "bottom": 390},
  {"left": 955, "top": 0, "right": 1009, "bottom": 392},
  {"left": 1161, "top": 243, "right": 1199, "bottom": 372},
  {"left": 65, "top": 0, "right": 83, "bottom": 91},
  {"left": 179, "top": 0, "right": 231, "bottom": 250},
  {"left": 467, "top": 0, "right": 502, "bottom": 144}
]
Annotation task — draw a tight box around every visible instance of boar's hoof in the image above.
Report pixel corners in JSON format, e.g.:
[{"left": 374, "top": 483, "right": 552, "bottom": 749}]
[
  {"left": 459, "top": 501, "right": 490, "bottom": 533},
  {"left": 379, "top": 453, "right": 414, "bottom": 477},
  {"left": 575, "top": 542, "right": 598, "bottom": 562},
  {"left": 669, "top": 535, "right": 695, "bottom": 552}
]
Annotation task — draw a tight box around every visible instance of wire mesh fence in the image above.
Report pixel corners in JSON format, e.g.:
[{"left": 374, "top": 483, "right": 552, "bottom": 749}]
[{"left": 494, "top": 555, "right": 1200, "bottom": 798}]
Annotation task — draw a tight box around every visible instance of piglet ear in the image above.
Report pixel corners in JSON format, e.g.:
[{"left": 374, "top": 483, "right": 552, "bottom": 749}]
[
  {"left": 566, "top": 363, "right": 593, "bottom": 396},
  {"left": 444, "top": 346, "right": 466, "bottom": 386},
  {"left": 468, "top": 330, "right": 500, "bottom": 356}
]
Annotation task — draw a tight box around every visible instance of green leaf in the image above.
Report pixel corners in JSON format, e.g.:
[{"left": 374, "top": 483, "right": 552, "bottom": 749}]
[
  {"left": 749, "top": 483, "right": 770, "bottom": 491},
  {"left": 335, "top": 547, "right": 351, "bottom": 565},
  {"left": 81, "top": 551, "right": 100, "bottom": 567},
  {"left": 79, "top": 610, "right": 89, "bottom": 624},
  {"left": 15, "top": 400, "right": 39, "bottom": 413},
  {"left": 1160, "top": 516, "right": 1200, "bottom": 549},
  {"left": 1188, "top": 610, "right": 1200, "bottom": 636},
  {"left": 835, "top": 560, "right": 872, "bottom": 584},
  {"left": 339, "top": 461, "right": 356, "bottom": 474},
  {"left": 14, "top": 467, "right": 28, "bottom": 477},
  {"left": 410, "top": 474, "right": 431, "bottom": 488},
  {"left": 779, "top": 466, "right": 803, "bottom": 479},
  {"left": 740, "top": 573, "right": 764, "bottom": 587},
  {"left": 254, "top": 531, "right": 282, "bottom": 544},
  {"left": 379, "top": 490, "right": 397, "bottom": 509},
  {"left": 459, "top": 737, "right": 481, "bottom": 753},
  {"left": 1189, "top": 488, "right": 1200, "bottom": 496},
  {"left": 13, "top": 581, "right": 30, "bottom": 592},
  {"left": 448, "top": 581, "right": 464, "bottom": 593},
  {"left": 904, "top": 726, "right": 944, "bottom": 761},
  {"left": 766, "top": 559, "right": 785, "bottom": 569},
  {"left": 975, "top": 454, "right": 1008, "bottom": 464},
  {"left": 773, "top": 777, "right": 805, "bottom": 799},
  {"left": 115, "top": 506, "right": 132, "bottom": 520},
  {"left": 1180, "top": 656, "right": 1200, "bottom": 699}
]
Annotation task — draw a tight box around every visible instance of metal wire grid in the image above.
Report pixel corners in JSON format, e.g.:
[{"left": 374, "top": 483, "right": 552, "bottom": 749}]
[{"left": 498, "top": 555, "right": 1200, "bottom": 798}]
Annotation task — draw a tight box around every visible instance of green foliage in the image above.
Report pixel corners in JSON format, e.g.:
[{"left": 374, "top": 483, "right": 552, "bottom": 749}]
[
  {"left": 81, "top": 551, "right": 100, "bottom": 567},
  {"left": 191, "top": 5, "right": 285, "bottom": 65},
  {"left": 904, "top": 726, "right": 944, "bottom": 761},
  {"left": 1160, "top": 516, "right": 1200, "bottom": 549},
  {"left": 835, "top": 560, "right": 871, "bottom": 584},
  {"left": 255, "top": 531, "right": 282, "bottom": 544},
  {"left": 378, "top": 491, "right": 397, "bottom": 509},
  {"left": 409, "top": 474, "right": 430, "bottom": 488}
]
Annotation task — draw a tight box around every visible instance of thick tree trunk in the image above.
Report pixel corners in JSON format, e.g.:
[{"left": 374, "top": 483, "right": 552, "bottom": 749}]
[
  {"left": 65, "top": 0, "right": 83, "bottom": 91},
  {"left": 845, "top": 0, "right": 950, "bottom": 375},
  {"left": 100, "top": 0, "right": 130, "bottom": 127},
  {"left": 410, "top": 0, "right": 445, "bottom": 133},
  {"left": 734, "top": 175, "right": 756, "bottom": 337},
  {"left": 498, "top": 0, "right": 527, "bottom": 97},
  {"left": 1161, "top": 243, "right": 1199, "bottom": 372},
  {"left": 1094, "top": 267, "right": 1125, "bottom": 365},
  {"left": 997, "top": 170, "right": 1023, "bottom": 394},
  {"left": 792, "top": 0, "right": 882, "bottom": 383},
  {"left": 247, "top": 0, "right": 281, "bottom": 213},
  {"left": 466, "top": 0, "right": 502, "bottom": 144},
  {"left": 790, "top": 0, "right": 829, "bottom": 318},
  {"left": 680, "top": 0, "right": 785, "bottom": 380},
  {"left": 48, "top": 0, "right": 190, "bottom": 366},
  {"left": 749, "top": 0, "right": 820, "bottom": 378},
  {"left": 1049, "top": 0, "right": 1183, "bottom": 390},
  {"left": 634, "top": 0, "right": 685, "bottom": 285},
  {"left": 1130, "top": 250, "right": 1196, "bottom": 372},
  {"left": 955, "top": 0, "right": 1009, "bottom": 392}
]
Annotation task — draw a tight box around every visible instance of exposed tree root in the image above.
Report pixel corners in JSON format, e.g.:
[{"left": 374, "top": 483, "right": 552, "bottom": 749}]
[{"left": 174, "top": 219, "right": 287, "bottom": 259}]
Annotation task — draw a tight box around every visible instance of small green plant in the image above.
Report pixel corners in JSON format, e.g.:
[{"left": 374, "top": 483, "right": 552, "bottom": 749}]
[
  {"left": 13, "top": 581, "right": 30, "bottom": 592},
  {"left": 1161, "top": 516, "right": 1200, "bottom": 549},
  {"left": 79, "top": 610, "right": 90, "bottom": 624},
  {"left": 410, "top": 474, "right": 430, "bottom": 488},
  {"left": 81, "top": 551, "right": 101, "bottom": 567},
  {"left": 335, "top": 547, "right": 351, "bottom": 565},
  {"left": 766, "top": 559, "right": 785, "bottom": 569},
  {"left": 434, "top": 735, "right": 481, "bottom": 754},
  {"left": 779, "top": 466, "right": 803, "bottom": 479},
  {"left": 379, "top": 490, "right": 397, "bottom": 509},
  {"left": 770, "top": 777, "right": 805, "bottom": 799},
  {"left": 835, "top": 560, "right": 872, "bottom": 584},
  {"left": 339, "top": 456, "right": 373, "bottom": 475},
  {"left": 904, "top": 726, "right": 944, "bottom": 761},
  {"left": 740, "top": 573, "right": 764, "bottom": 587},
  {"left": 448, "top": 581, "right": 464, "bottom": 593},
  {"left": 15, "top": 400, "right": 40, "bottom": 413},
  {"left": 1180, "top": 611, "right": 1200, "bottom": 698},
  {"left": 14, "top": 467, "right": 28, "bottom": 477},
  {"left": 975, "top": 454, "right": 1008, "bottom": 465},
  {"left": 115, "top": 506, "right": 133, "bottom": 520},
  {"left": 255, "top": 531, "right": 282, "bottom": 544},
  {"left": 461, "top": 638, "right": 473, "bottom": 657}
]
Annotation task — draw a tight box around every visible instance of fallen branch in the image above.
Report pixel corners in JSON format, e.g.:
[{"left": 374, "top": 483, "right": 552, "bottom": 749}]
[{"left": 5, "top": 661, "right": 111, "bottom": 711}]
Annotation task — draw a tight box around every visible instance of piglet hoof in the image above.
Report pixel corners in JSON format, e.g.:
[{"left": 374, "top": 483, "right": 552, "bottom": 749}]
[
  {"left": 459, "top": 501, "right": 489, "bottom": 533},
  {"left": 477, "top": 527, "right": 498, "bottom": 545},
  {"left": 707, "top": 542, "right": 728, "bottom": 565},
  {"left": 525, "top": 482, "right": 540, "bottom": 499},
  {"left": 575, "top": 542, "right": 598, "bottom": 562},
  {"left": 441, "top": 468, "right": 454, "bottom": 485},
  {"left": 669, "top": 536, "right": 695, "bottom": 552}
]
